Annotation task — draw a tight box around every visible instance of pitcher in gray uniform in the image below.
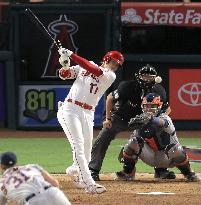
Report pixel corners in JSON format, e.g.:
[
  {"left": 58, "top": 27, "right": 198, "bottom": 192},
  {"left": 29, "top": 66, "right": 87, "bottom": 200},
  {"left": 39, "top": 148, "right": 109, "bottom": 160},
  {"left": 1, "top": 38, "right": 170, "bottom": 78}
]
[
  {"left": 116, "top": 93, "right": 200, "bottom": 182},
  {"left": 0, "top": 152, "right": 71, "bottom": 205}
]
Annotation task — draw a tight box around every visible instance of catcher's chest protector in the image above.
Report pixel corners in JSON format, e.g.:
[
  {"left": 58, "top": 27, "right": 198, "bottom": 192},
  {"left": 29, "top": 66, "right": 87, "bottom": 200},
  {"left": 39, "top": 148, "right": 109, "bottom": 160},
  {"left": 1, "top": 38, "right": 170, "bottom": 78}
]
[{"left": 139, "top": 116, "right": 178, "bottom": 151}]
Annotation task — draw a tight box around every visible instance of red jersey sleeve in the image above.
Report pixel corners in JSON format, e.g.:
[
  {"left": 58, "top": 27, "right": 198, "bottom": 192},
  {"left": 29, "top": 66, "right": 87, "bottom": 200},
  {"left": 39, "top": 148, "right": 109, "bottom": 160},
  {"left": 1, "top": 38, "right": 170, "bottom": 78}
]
[{"left": 71, "top": 53, "right": 103, "bottom": 77}]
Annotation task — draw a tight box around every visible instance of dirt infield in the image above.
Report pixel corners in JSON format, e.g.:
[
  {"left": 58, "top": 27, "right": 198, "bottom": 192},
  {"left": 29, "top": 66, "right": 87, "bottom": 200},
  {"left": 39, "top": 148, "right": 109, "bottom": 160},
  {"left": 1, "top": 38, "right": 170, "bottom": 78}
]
[{"left": 57, "top": 173, "right": 201, "bottom": 205}]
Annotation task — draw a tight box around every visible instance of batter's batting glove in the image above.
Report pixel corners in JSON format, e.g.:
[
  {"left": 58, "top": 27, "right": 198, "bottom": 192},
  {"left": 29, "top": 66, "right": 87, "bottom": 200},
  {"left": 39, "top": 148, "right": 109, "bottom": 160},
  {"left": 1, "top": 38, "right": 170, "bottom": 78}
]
[
  {"left": 58, "top": 47, "right": 73, "bottom": 57},
  {"left": 58, "top": 47, "right": 73, "bottom": 68},
  {"left": 59, "top": 55, "right": 70, "bottom": 68}
]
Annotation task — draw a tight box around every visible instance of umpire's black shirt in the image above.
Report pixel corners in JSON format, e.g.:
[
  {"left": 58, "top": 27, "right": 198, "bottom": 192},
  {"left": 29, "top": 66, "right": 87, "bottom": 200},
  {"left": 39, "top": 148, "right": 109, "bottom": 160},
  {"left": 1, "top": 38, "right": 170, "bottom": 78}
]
[{"left": 111, "top": 80, "right": 167, "bottom": 123}]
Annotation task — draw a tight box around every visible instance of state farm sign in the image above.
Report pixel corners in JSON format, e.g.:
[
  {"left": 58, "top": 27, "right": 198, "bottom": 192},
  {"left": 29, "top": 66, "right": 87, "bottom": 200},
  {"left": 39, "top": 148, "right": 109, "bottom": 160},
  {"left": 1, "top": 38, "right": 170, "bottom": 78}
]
[{"left": 121, "top": 2, "right": 201, "bottom": 27}]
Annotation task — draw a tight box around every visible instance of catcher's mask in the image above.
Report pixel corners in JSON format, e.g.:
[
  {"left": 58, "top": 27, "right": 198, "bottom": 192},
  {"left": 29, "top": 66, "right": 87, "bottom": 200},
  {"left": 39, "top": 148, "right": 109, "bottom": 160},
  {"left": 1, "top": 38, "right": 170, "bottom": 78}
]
[
  {"left": 141, "top": 93, "right": 163, "bottom": 116},
  {"left": 136, "top": 64, "right": 157, "bottom": 88},
  {"left": 103, "top": 51, "right": 124, "bottom": 66}
]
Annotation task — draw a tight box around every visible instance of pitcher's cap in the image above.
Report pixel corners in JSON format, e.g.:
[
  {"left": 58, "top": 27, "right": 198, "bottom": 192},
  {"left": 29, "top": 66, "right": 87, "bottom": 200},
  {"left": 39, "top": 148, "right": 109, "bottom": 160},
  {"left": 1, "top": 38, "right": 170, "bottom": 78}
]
[{"left": 0, "top": 152, "right": 17, "bottom": 167}]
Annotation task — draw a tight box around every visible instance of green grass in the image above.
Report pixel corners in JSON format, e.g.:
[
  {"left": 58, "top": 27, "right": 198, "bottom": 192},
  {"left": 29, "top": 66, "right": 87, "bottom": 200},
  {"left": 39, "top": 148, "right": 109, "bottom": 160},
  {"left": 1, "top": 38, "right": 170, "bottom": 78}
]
[
  {"left": 0, "top": 138, "right": 72, "bottom": 173},
  {"left": 0, "top": 137, "right": 201, "bottom": 174}
]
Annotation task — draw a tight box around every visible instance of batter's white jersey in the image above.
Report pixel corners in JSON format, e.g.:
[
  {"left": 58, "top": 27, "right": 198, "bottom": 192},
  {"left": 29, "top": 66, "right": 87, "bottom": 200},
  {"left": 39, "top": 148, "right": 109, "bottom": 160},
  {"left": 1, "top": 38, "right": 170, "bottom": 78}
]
[
  {"left": 0, "top": 164, "right": 70, "bottom": 205},
  {"left": 64, "top": 61, "right": 116, "bottom": 108},
  {"left": 57, "top": 61, "right": 116, "bottom": 192}
]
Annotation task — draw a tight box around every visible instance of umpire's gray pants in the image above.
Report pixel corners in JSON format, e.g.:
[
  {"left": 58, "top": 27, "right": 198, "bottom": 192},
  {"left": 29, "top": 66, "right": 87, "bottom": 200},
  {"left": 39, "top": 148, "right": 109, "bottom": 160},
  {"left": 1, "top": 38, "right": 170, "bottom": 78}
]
[
  {"left": 89, "top": 116, "right": 129, "bottom": 172},
  {"left": 26, "top": 187, "right": 71, "bottom": 205}
]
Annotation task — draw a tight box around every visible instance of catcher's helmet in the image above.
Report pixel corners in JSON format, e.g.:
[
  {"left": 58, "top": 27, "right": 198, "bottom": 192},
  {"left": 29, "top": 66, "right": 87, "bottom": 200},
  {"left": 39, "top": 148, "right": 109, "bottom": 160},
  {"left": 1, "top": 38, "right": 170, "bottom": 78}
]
[
  {"left": 103, "top": 51, "right": 124, "bottom": 65},
  {"left": 142, "top": 93, "right": 163, "bottom": 115}
]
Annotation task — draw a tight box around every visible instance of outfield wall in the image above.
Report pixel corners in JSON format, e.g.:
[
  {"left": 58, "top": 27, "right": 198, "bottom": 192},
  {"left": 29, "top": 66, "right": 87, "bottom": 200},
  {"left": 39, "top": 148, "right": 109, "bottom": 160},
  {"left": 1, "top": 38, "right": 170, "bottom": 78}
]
[{"left": 1, "top": 2, "right": 201, "bottom": 130}]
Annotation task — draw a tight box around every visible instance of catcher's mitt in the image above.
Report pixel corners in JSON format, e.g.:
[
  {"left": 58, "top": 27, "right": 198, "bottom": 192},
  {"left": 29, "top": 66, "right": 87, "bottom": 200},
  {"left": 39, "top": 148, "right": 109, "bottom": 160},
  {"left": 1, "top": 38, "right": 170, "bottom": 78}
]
[{"left": 128, "top": 113, "right": 152, "bottom": 130}]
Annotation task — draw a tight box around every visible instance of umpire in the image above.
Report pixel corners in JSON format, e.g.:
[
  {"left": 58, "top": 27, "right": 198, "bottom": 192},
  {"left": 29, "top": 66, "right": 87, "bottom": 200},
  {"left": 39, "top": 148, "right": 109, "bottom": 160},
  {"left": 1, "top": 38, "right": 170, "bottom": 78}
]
[{"left": 89, "top": 64, "right": 175, "bottom": 181}]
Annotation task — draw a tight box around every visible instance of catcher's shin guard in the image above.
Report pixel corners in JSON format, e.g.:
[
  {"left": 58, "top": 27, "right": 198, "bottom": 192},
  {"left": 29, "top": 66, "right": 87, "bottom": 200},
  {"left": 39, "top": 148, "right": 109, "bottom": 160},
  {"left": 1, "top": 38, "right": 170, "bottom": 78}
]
[
  {"left": 176, "top": 160, "right": 192, "bottom": 176},
  {"left": 175, "top": 157, "right": 200, "bottom": 182},
  {"left": 118, "top": 146, "right": 124, "bottom": 163},
  {"left": 123, "top": 157, "right": 136, "bottom": 175},
  {"left": 123, "top": 137, "right": 144, "bottom": 161},
  {"left": 174, "top": 152, "right": 191, "bottom": 175},
  {"left": 121, "top": 136, "right": 143, "bottom": 174}
]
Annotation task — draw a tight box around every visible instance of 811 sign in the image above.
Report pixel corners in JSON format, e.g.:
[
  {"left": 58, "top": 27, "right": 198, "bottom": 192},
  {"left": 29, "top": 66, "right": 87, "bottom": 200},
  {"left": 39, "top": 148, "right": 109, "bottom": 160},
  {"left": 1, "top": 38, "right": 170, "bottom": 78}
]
[
  {"left": 23, "top": 90, "right": 56, "bottom": 123},
  {"left": 25, "top": 90, "right": 55, "bottom": 111}
]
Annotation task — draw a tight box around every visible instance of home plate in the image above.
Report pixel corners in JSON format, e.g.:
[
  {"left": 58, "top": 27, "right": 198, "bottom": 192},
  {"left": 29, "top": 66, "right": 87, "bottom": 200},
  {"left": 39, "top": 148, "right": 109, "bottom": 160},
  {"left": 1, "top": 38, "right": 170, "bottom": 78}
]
[{"left": 138, "top": 192, "right": 175, "bottom": 195}]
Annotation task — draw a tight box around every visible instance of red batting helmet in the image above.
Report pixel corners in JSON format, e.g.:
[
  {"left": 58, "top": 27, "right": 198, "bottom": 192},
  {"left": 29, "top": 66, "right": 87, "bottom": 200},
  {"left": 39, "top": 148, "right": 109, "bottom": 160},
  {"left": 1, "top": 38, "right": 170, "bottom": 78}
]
[{"left": 103, "top": 51, "right": 124, "bottom": 65}]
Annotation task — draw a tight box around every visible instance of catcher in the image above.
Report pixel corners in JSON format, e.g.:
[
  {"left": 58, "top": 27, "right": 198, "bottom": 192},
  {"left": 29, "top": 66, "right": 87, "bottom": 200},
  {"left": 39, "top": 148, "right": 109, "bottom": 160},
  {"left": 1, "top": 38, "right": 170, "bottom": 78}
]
[{"left": 116, "top": 93, "right": 200, "bottom": 182}]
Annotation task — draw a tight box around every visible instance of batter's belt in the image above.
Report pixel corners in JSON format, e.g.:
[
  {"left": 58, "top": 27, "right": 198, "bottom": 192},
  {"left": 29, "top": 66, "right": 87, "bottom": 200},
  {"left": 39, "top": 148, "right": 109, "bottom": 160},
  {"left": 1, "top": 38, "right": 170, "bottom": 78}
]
[{"left": 67, "top": 98, "right": 94, "bottom": 111}]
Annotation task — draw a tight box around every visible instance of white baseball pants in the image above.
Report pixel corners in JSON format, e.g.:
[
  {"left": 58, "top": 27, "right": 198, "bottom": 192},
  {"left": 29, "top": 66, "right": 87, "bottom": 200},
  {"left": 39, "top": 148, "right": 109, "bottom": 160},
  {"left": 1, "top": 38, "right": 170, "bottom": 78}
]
[{"left": 57, "top": 103, "right": 95, "bottom": 187}]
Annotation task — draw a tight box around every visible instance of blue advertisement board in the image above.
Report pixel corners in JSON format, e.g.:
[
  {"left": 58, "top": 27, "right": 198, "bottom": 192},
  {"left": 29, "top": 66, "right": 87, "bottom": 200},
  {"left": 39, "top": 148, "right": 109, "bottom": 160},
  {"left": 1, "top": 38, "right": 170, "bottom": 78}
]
[{"left": 18, "top": 85, "right": 104, "bottom": 128}]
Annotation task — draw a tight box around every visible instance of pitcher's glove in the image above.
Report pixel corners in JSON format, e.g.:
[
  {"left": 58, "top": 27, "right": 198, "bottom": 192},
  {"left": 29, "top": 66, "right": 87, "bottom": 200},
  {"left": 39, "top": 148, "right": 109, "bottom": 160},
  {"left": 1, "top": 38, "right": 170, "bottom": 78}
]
[{"left": 128, "top": 113, "right": 152, "bottom": 130}]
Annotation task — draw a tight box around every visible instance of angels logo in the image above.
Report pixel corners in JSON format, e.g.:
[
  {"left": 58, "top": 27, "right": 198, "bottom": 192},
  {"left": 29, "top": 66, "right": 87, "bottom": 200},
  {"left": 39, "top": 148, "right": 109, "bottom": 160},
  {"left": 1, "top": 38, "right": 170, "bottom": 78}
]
[{"left": 42, "top": 15, "right": 78, "bottom": 78}]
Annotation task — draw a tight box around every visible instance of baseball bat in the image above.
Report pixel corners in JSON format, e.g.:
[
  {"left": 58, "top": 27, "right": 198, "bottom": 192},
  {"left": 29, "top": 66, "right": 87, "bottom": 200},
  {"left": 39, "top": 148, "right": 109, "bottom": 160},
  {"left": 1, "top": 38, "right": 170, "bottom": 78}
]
[{"left": 25, "top": 8, "right": 61, "bottom": 49}]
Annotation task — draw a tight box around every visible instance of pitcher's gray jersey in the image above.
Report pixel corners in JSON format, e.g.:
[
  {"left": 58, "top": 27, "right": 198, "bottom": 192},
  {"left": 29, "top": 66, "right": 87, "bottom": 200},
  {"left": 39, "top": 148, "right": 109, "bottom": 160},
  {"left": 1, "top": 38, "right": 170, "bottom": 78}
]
[
  {"left": 0, "top": 164, "right": 49, "bottom": 204},
  {"left": 0, "top": 164, "right": 71, "bottom": 205}
]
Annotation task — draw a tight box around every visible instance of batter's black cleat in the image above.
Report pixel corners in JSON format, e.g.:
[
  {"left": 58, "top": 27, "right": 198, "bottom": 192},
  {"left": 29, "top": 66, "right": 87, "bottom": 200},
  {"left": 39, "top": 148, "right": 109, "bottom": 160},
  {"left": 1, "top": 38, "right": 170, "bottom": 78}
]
[
  {"left": 154, "top": 168, "right": 176, "bottom": 179},
  {"left": 90, "top": 169, "right": 100, "bottom": 181}
]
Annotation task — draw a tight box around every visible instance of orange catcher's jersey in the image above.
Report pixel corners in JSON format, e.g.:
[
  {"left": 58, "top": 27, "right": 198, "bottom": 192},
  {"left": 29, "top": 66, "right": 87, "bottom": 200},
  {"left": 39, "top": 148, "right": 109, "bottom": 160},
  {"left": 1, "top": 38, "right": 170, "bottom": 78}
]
[
  {"left": 0, "top": 164, "right": 50, "bottom": 205},
  {"left": 64, "top": 61, "right": 116, "bottom": 108}
]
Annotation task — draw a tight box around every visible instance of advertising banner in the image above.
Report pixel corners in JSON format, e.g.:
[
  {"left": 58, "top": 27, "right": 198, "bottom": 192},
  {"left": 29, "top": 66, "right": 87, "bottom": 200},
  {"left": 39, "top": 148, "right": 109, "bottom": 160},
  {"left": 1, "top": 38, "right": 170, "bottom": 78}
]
[
  {"left": 19, "top": 85, "right": 104, "bottom": 127},
  {"left": 121, "top": 2, "right": 201, "bottom": 27},
  {"left": 169, "top": 69, "right": 201, "bottom": 120}
]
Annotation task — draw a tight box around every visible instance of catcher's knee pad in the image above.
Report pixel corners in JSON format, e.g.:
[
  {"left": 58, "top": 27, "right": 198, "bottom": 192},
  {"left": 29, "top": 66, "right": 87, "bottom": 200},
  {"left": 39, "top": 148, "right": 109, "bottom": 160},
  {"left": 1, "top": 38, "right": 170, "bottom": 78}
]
[
  {"left": 166, "top": 143, "right": 186, "bottom": 164},
  {"left": 123, "top": 137, "right": 144, "bottom": 160}
]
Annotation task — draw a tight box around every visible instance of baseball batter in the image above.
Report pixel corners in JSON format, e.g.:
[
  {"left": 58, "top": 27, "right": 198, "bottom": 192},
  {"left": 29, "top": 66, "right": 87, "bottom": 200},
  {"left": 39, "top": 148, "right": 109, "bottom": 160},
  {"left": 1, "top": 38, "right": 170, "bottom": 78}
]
[
  {"left": 116, "top": 93, "right": 200, "bottom": 182},
  {"left": 0, "top": 151, "right": 71, "bottom": 205},
  {"left": 57, "top": 48, "right": 124, "bottom": 193}
]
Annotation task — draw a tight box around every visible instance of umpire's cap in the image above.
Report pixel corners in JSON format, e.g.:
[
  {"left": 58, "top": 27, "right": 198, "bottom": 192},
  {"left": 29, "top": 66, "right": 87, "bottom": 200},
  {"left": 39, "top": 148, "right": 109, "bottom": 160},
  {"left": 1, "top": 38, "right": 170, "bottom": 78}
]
[{"left": 0, "top": 152, "right": 17, "bottom": 167}]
